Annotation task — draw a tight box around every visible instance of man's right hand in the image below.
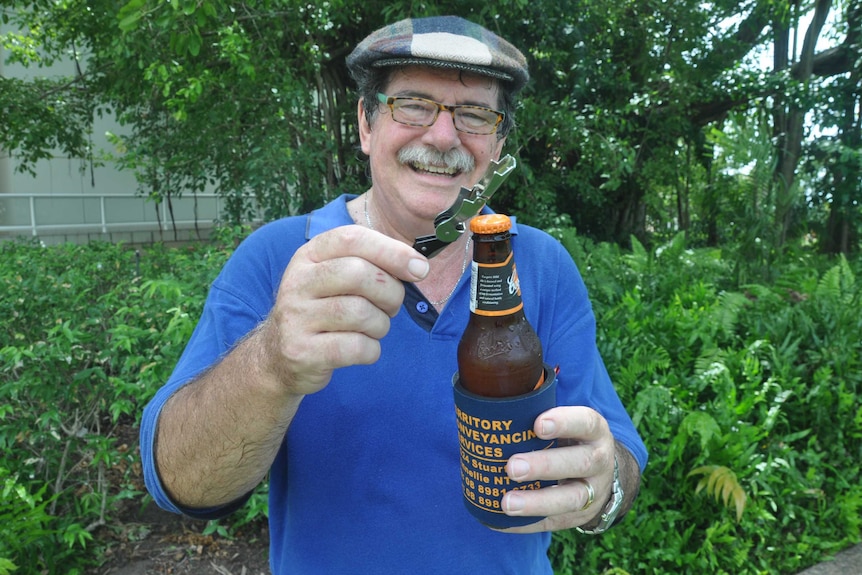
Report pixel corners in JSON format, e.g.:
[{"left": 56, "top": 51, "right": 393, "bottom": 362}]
[{"left": 258, "top": 224, "right": 430, "bottom": 397}]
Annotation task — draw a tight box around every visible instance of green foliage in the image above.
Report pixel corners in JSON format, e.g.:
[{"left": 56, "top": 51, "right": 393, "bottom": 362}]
[
  {"left": 1, "top": 229, "right": 860, "bottom": 572},
  {"left": 0, "top": 238, "right": 231, "bottom": 573},
  {"left": 0, "top": 467, "right": 55, "bottom": 573},
  {"left": 551, "top": 231, "right": 862, "bottom": 574},
  {"left": 5, "top": 0, "right": 859, "bottom": 247}
]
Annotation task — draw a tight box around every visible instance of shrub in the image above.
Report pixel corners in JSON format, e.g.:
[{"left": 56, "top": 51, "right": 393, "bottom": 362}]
[
  {"left": 1, "top": 229, "right": 859, "bottom": 574},
  {"left": 550, "top": 232, "right": 862, "bottom": 574},
  {"left": 0, "top": 238, "right": 230, "bottom": 573}
]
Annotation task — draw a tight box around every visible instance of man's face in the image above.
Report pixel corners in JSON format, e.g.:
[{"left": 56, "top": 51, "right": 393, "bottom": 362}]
[{"left": 359, "top": 66, "right": 506, "bottom": 231}]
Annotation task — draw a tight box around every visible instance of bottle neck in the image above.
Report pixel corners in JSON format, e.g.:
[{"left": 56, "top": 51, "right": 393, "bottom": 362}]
[{"left": 469, "top": 233, "right": 524, "bottom": 316}]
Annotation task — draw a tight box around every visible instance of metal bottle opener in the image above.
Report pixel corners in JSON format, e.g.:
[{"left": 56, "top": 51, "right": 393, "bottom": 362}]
[{"left": 412, "top": 154, "right": 517, "bottom": 258}]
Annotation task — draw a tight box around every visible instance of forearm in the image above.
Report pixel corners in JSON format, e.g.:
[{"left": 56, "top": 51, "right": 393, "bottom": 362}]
[
  {"left": 154, "top": 322, "right": 302, "bottom": 509},
  {"left": 613, "top": 439, "right": 641, "bottom": 521}
]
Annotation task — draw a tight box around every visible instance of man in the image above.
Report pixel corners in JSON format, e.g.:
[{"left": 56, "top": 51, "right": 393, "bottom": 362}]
[{"left": 141, "top": 15, "right": 648, "bottom": 574}]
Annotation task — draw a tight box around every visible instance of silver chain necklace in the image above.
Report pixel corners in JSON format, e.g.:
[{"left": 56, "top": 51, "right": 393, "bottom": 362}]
[{"left": 364, "top": 193, "right": 470, "bottom": 308}]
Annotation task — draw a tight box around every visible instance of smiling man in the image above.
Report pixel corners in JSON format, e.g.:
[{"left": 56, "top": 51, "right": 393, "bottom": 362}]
[{"left": 140, "top": 15, "right": 647, "bottom": 575}]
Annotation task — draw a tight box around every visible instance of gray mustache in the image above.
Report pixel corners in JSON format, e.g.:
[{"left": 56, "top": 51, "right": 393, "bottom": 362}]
[{"left": 398, "top": 146, "right": 475, "bottom": 172}]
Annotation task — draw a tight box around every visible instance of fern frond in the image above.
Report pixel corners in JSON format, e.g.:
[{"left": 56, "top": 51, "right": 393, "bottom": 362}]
[
  {"left": 623, "top": 235, "right": 649, "bottom": 274},
  {"left": 0, "top": 558, "right": 18, "bottom": 575},
  {"left": 814, "top": 255, "right": 855, "bottom": 304},
  {"left": 688, "top": 464, "right": 748, "bottom": 522},
  {"left": 693, "top": 348, "right": 728, "bottom": 376},
  {"left": 712, "top": 291, "right": 751, "bottom": 337}
]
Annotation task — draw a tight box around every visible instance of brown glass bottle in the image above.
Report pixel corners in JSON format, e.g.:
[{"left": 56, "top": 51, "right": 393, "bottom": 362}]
[{"left": 457, "top": 214, "right": 544, "bottom": 398}]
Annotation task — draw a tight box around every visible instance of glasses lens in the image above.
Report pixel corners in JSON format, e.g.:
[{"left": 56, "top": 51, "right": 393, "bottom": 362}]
[
  {"left": 391, "top": 98, "right": 437, "bottom": 126},
  {"left": 385, "top": 96, "right": 502, "bottom": 135},
  {"left": 454, "top": 107, "right": 501, "bottom": 135}
]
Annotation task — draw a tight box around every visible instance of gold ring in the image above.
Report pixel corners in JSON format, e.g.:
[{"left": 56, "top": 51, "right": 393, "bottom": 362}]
[{"left": 575, "top": 478, "right": 595, "bottom": 511}]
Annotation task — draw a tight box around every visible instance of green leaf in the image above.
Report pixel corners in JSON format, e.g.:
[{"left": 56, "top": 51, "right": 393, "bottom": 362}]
[
  {"left": 117, "top": 0, "right": 147, "bottom": 31},
  {"left": 187, "top": 31, "right": 202, "bottom": 57},
  {"left": 118, "top": 11, "right": 143, "bottom": 32},
  {"left": 683, "top": 411, "right": 722, "bottom": 452},
  {"left": 0, "top": 558, "right": 19, "bottom": 575}
]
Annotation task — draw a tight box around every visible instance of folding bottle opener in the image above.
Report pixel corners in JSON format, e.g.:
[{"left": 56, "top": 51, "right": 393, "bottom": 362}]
[{"left": 412, "top": 154, "right": 517, "bottom": 258}]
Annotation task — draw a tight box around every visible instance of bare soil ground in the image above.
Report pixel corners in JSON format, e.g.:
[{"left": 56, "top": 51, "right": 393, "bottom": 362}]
[
  {"left": 84, "top": 425, "right": 271, "bottom": 575},
  {"left": 87, "top": 502, "right": 271, "bottom": 575}
]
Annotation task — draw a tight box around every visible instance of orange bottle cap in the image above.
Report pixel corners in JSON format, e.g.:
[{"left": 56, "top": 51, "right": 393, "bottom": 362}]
[{"left": 470, "top": 214, "right": 512, "bottom": 234}]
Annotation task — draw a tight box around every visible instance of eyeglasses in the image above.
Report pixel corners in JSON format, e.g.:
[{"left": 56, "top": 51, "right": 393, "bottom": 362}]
[{"left": 376, "top": 93, "right": 504, "bottom": 135}]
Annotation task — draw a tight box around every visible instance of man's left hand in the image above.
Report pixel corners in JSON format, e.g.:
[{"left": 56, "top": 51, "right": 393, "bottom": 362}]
[{"left": 499, "top": 406, "right": 631, "bottom": 533}]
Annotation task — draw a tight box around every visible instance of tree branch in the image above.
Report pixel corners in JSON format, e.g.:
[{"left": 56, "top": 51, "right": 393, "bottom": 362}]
[{"left": 691, "top": 41, "right": 856, "bottom": 126}]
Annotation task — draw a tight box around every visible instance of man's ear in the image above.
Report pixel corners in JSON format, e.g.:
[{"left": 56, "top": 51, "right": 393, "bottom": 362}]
[{"left": 358, "top": 98, "right": 372, "bottom": 155}]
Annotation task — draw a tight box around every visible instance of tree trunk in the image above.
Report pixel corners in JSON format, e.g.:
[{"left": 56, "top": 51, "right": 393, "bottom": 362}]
[
  {"left": 677, "top": 143, "right": 691, "bottom": 233},
  {"left": 773, "top": 0, "right": 833, "bottom": 247}
]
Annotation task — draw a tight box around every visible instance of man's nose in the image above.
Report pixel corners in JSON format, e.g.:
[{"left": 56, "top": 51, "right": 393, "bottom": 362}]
[{"left": 421, "top": 109, "right": 461, "bottom": 151}]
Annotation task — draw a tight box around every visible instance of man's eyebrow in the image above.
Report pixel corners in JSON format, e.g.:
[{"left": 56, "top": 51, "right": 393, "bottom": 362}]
[{"left": 389, "top": 91, "right": 497, "bottom": 108}]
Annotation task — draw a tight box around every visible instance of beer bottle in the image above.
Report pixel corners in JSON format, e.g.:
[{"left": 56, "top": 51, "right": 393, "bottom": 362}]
[{"left": 457, "top": 214, "right": 544, "bottom": 397}]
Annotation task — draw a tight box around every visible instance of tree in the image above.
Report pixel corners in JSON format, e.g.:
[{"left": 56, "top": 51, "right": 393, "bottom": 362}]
[
  {"left": 1, "top": 0, "right": 109, "bottom": 174},
  {"left": 804, "top": 0, "right": 862, "bottom": 254},
  {"left": 2, "top": 0, "right": 860, "bottom": 250}
]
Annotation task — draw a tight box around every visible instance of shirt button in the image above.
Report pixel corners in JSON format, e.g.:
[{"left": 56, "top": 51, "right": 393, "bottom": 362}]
[{"left": 416, "top": 301, "right": 430, "bottom": 313}]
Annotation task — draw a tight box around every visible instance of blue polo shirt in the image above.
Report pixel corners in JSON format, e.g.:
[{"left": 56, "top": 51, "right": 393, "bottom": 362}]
[{"left": 141, "top": 194, "right": 648, "bottom": 574}]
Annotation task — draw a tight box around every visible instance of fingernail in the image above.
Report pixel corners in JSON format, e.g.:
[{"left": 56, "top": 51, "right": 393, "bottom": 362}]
[
  {"left": 408, "top": 258, "right": 429, "bottom": 279},
  {"left": 510, "top": 458, "right": 530, "bottom": 480},
  {"left": 505, "top": 492, "right": 525, "bottom": 513},
  {"left": 541, "top": 419, "right": 556, "bottom": 437}
]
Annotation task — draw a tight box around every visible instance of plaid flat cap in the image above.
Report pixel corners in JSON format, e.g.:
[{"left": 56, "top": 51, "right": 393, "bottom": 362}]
[{"left": 347, "top": 16, "right": 529, "bottom": 92}]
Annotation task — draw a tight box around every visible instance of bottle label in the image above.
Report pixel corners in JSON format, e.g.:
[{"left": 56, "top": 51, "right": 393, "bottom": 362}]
[
  {"left": 469, "top": 252, "right": 523, "bottom": 316},
  {"left": 452, "top": 365, "right": 558, "bottom": 528}
]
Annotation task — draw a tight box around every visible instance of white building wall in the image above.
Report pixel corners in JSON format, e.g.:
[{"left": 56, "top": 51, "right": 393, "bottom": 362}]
[{"left": 1, "top": 28, "right": 220, "bottom": 244}]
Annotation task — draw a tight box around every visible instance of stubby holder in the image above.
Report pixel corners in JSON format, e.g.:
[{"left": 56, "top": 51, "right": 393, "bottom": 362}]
[{"left": 452, "top": 364, "right": 557, "bottom": 528}]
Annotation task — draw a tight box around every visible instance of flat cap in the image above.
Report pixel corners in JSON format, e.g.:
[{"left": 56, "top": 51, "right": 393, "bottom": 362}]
[{"left": 347, "top": 16, "right": 529, "bottom": 92}]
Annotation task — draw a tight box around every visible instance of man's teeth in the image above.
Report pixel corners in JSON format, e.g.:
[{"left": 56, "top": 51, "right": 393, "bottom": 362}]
[{"left": 412, "top": 162, "right": 457, "bottom": 175}]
